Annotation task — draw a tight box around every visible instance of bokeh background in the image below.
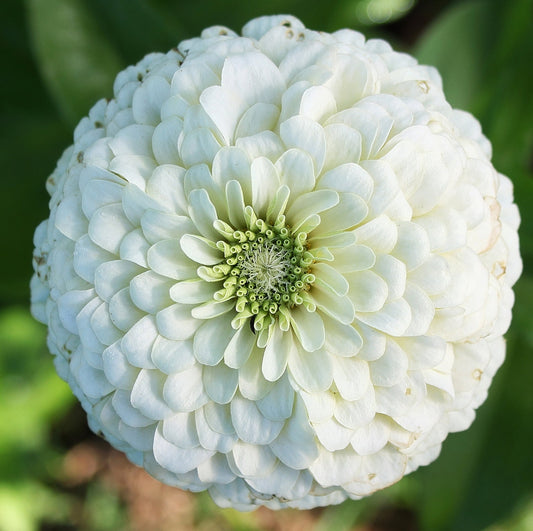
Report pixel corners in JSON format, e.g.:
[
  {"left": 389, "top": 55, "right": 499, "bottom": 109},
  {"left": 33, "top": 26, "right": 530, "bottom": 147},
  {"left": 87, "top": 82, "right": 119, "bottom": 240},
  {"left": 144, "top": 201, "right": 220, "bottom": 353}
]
[{"left": 1, "top": 0, "right": 532, "bottom": 529}]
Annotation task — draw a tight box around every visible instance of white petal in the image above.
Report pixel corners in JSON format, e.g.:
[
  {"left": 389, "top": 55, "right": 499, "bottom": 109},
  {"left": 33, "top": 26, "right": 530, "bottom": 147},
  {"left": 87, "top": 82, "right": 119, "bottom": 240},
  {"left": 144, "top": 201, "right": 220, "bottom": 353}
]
[
  {"left": 290, "top": 306, "right": 325, "bottom": 352},
  {"left": 109, "top": 287, "right": 145, "bottom": 331},
  {"left": 221, "top": 51, "right": 285, "bottom": 107},
  {"left": 275, "top": 148, "right": 315, "bottom": 201},
  {"left": 132, "top": 75, "right": 169, "bottom": 125},
  {"left": 180, "top": 128, "right": 221, "bottom": 167},
  {"left": 314, "top": 417, "right": 353, "bottom": 451},
  {"left": 119, "top": 315, "right": 158, "bottom": 368},
  {"left": 102, "top": 341, "right": 140, "bottom": 389},
  {"left": 141, "top": 210, "right": 195, "bottom": 244},
  {"left": 109, "top": 124, "right": 154, "bottom": 158},
  {"left": 262, "top": 325, "right": 292, "bottom": 381},
  {"left": 257, "top": 374, "right": 295, "bottom": 421},
  {"left": 163, "top": 364, "right": 209, "bottom": 412},
  {"left": 242, "top": 14, "right": 304, "bottom": 40},
  {"left": 238, "top": 346, "right": 274, "bottom": 401},
  {"left": 55, "top": 195, "right": 87, "bottom": 241},
  {"left": 162, "top": 411, "right": 199, "bottom": 448},
  {"left": 369, "top": 339, "right": 408, "bottom": 387},
  {"left": 203, "top": 362, "right": 239, "bottom": 404},
  {"left": 351, "top": 417, "right": 389, "bottom": 456},
  {"left": 156, "top": 304, "right": 202, "bottom": 341},
  {"left": 70, "top": 348, "right": 113, "bottom": 399},
  {"left": 147, "top": 239, "right": 197, "bottom": 281},
  {"left": 393, "top": 221, "right": 431, "bottom": 271},
  {"left": 170, "top": 279, "right": 214, "bottom": 304},
  {"left": 286, "top": 190, "right": 339, "bottom": 229},
  {"left": 203, "top": 402, "right": 235, "bottom": 436},
  {"left": 230, "top": 394, "right": 284, "bottom": 445},
  {"left": 230, "top": 441, "right": 277, "bottom": 477},
  {"left": 344, "top": 447, "right": 407, "bottom": 496},
  {"left": 236, "top": 130, "right": 285, "bottom": 162},
  {"left": 89, "top": 203, "right": 133, "bottom": 255},
  {"left": 197, "top": 454, "right": 236, "bottom": 485},
  {"left": 74, "top": 235, "right": 115, "bottom": 283},
  {"left": 334, "top": 386, "right": 376, "bottom": 429},
  {"left": 151, "top": 337, "right": 195, "bottom": 374},
  {"left": 312, "top": 285, "right": 355, "bottom": 325},
  {"left": 112, "top": 389, "right": 153, "bottom": 427},
  {"left": 323, "top": 123, "right": 362, "bottom": 172},
  {"left": 409, "top": 255, "right": 451, "bottom": 295},
  {"left": 416, "top": 207, "right": 468, "bottom": 253},
  {"left": 322, "top": 314, "right": 363, "bottom": 357},
  {"left": 94, "top": 260, "right": 142, "bottom": 301},
  {"left": 326, "top": 54, "right": 378, "bottom": 109},
  {"left": 250, "top": 157, "right": 280, "bottom": 218},
  {"left": 288, "top": 343, "right": 333, "bottom": 392},
  {"left": 357, "top": 323, "right": 387, "bottom": 361},
  {"left": 180, "top": 234, "right": 221, "bottom": 266},
  {"left": 82, "top": 179, "right": 123, "bottom": 219},
  {"left": 75, "top": 298, "right": 105, "bottom": 356},
  {"left": 402, "top": 283, "right": 435, "bottom": 336},
  {"left": 109, "top": 155, "right": 155, "bottom": 188},
  {"left": 190, "top": 299, "right": 234, "bottom": 319},
  {"left": 187, "top": 188, "right": 220, "bottom": 241},
  {"left": 122, "top": 183, "right": 164, "bottom": 226},
  {"left": 270, "top": 396, "right": 319, "bottom": 469},
  {"left": 399, "top": 335, "right": 447, "bottom": 370},
  {"left": 235, "top": 102, "right": 280, "bottom": 138},
  {"left": 146, "top": 164, "right": 188, "bottom": 215},
  {"left": 224, "top": 325, "right": 256, "bottom": 369},
  {"left": 300, "top": 85, "right": 337, "bottom": 123},
  {"left": 245, "top": 463, "right": 301, "bottom": 500},
  {"left": 333, "top": 357, "right": 371, "bottom": 401},
  {"left": 299, "top": 389, "right": 335, "bottom": 423},
  {"left": 129, "top": 270, "right": 173, "bottom": 314},
  {"left": 312, "top": 192, "right": 368, "bottom": 236},
  {"left": 312, "top": 263, "right": 349, "bottom": 297},
  {"left": 317, "top": 163, "right": 373, "bottom": 200},
  {"left": 331, "top": 244, "right": 376, "bottom": 274},
  {"left": 90, "top": 302, "right": 122, "bottom": 346},
  {"left": 131, "top": 369, "right": 173, "bottom": 420},
  {"left": 280, "top": 115, "right": 326, "bottom": 174},
  {"left": 119, "top": 228, "right": 149, "bottom": 267},
  {"left": 195, "top": 408, "right": 238, "bottom": 453},
  {"left": 354, "top": 215, "right": 398, "bottom": 254},
  {"left": 211, "top": 147, "right": 251, "bottom": 202},
  {"left": 373, "top": 255, "right": 407, "bottom": 301},
  {"left": 153, "top": 425, "right": 213, "bottom": 474},
  {"left": 225, "top": 179, "right": 247, "bottom": 229},
  {"left": 356, "top": 298, "right": 412, "bottom": 337},
  {"left": 152, "top": 117, "right": 183, "bottom": 164},
  {"left": 57, "top": 288, "right": 95, "bottom": 334},
  {"left": 170, "top": 60, "right": 219, "bottom": 103},
  {"left": 193, "top": 312, "right": 236, "bottom": 366}
]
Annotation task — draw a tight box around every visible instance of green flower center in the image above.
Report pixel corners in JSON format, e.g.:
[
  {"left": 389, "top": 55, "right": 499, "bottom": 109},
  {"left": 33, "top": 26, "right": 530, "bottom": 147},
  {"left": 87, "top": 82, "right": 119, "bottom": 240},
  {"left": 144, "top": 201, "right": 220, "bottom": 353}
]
[{"left": 203, "top": 210, "right": 316, "bottom": 331}]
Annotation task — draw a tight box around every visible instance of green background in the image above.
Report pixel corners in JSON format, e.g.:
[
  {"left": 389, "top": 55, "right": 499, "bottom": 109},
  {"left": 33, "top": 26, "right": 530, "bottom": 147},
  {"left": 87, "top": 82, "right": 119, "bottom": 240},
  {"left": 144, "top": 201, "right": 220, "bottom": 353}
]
[{"left": 1, "top": 0, "right": 532, "bottom": 529}]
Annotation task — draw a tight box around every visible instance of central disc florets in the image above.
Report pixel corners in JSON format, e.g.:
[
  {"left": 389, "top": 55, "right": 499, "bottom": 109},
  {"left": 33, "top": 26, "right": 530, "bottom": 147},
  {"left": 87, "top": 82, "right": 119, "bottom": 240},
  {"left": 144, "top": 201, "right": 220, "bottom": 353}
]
[{"left": 206, "top": 212, "right": 315, "bottom": 331}]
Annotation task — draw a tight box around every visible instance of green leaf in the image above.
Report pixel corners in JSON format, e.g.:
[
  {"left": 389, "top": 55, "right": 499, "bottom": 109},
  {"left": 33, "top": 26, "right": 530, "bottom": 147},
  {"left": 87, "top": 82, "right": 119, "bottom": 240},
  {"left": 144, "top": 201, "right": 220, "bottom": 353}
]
[
  {"left": 25, "top": 0, "right": 124, "bottom": 126},
  {"left": 414, "top": 0, "right": 492, "bottom": 111},
  {"left": 85, "top": 0, "right": 186, "bottom": 64}
]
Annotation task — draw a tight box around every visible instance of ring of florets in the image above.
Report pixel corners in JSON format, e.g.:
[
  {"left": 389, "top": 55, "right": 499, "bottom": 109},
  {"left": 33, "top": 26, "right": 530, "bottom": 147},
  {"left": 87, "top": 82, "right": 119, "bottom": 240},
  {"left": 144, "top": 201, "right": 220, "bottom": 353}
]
[{"left": 201, "top": 210, "right": 315, "bottom": 332}]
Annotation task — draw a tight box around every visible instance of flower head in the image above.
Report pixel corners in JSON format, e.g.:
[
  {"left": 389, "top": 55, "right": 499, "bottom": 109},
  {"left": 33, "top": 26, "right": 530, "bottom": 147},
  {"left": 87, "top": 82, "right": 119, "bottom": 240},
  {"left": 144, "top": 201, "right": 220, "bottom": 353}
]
[{"left": 31, "top": 15, "right": 521, "bottom": 510}]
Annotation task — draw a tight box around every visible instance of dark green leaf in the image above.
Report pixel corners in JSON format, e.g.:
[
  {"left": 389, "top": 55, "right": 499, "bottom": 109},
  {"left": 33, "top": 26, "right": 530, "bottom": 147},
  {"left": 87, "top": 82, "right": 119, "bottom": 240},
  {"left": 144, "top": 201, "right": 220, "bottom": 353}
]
[
  {"left": 414, "top": 1, "right": 492, "bottom": 111},
  {"left": 25, "top": 0, "right": 124, "bottom": 126}
]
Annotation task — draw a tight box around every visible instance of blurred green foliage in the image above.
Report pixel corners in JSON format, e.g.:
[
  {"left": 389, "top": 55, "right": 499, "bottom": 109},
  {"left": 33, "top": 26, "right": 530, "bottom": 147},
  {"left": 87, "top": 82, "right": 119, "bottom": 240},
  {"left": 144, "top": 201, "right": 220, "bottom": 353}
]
[{"left": 1, "top": 0, "right": 532, "bottom": 529}]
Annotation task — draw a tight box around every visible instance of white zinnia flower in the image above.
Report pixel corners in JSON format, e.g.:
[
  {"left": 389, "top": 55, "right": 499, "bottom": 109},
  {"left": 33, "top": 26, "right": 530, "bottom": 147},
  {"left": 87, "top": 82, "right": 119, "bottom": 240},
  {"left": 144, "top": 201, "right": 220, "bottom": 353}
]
[{"left": 31, "top": 15, "right": 522, "bottom": 510}]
